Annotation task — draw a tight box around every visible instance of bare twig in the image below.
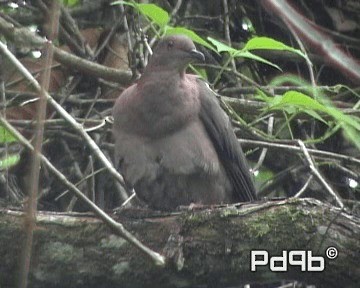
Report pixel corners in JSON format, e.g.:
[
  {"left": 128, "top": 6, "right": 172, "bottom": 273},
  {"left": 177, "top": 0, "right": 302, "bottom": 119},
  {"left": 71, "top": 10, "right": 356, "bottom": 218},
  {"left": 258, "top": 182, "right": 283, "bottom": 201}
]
[
  {"left": 222, "top": 0, "right": 236, "bottom": 72},
  {"left": 118, "top": 3, "right": 132, "bottom": 52},
  {"left": 294, "top": 175, "right": 314, "bottom": 198},
  {"left": 170, "top": 0, "right": 183, "bottom": 18},
  {"left": 93, "top": 15, "right": 125, "bottom": 59},
  {"left": 18, "top": 2, "right": 59, "bottom": 287},
  {"left": 253, "top": 116, "right": 274, "bottom": 172},
  {"left": 60, "top": 5, "right": 94, "bottom": 57},
  {"left": 0, "top": 40, "right": 129, "bottom": 192},
  {"left": 55, "top": 167, "right": 107, "bottom": 202},
  {"left": 239, "top": 139, "right": 360, "bottom": 166},
  {"left": 297, "top": 140, "right": 344, "bottom": 208},
  {"left": 0, "top": 116, "right": 166, "bottom": 267},
  {"left": 288, "top": 25, "right": 316, "bottom": 88},
  {"left": 220, "top": 85, "right": 335, "bottom": 96}
]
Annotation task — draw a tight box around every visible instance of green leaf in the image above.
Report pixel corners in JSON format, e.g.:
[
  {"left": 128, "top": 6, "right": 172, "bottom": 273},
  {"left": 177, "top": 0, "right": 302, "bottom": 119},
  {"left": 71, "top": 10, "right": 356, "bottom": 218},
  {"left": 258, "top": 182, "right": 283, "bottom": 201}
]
[
  {"left": 302, "top": 110, "right": 328, "bottom": 124},
  {"left": 235, "top": 50, "right": 282, "bottom": 71},
  {"left": 62, "top": 0, "right": 80, "bottom": 7},
  {"left": 264, "top": 75, "right": 360, "bottom": 150},
  {"left": 326, "top": 107, "right": 360, "bottom": 131},
  {"left": 273, "top": 91, "right": 329, "bottom": 113},
  {"left": 266, "top": 91, "right": 360, "bottom": 130},
  {"left": 207, "top": 37, "right": 237, "bottom": 54},
  {"left": 190, "top": 66, "right": 208, "bottom": 80},
  {"left": 255, "top": 89, "right": 272, "bottom": 103},
  {"left": 244, "top": 37, "right": 305, "bottom": 58},
  {"left": 0, "top": 126, "right": 17, "bottom": 143},
  {"left": 208, "top": 37, "right": 281, "bottom": 70},
  {"left": 0, "top": 154, "right": 20, "bottom": 170},
  {"left": 265, "top": 91, "right": 330, "bottom": 124},
  {"left": 137, "top": 3, "right": 169, "bottom": 28},
  {"left": 280, "top": 92, "right": 360, "bottom": 132},
  {"left": 342, "top": 125, "right": 360, "bottom": 150},
  {"left": 112, "top": 1, "right": 169, "bottom": 28},
  {"left": 166, "top": 27, "right": 216, "bottom": 51}
]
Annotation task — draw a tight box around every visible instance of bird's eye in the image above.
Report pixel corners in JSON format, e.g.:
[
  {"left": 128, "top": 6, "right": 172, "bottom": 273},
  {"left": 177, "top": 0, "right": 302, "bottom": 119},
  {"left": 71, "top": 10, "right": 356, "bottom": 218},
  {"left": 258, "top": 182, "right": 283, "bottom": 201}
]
[{"left": 167, "top": 40, "right": 174, "bottom": 49}]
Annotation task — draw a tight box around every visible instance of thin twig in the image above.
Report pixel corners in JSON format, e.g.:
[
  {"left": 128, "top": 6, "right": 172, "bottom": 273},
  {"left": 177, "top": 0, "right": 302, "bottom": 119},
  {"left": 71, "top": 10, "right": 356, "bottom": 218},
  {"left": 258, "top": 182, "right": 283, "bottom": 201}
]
[
  {"left": 0, "top": 115, "right": 166, "bottom": 267},
  {"left": 170, "top": 0, "right": 183, "bottom": 18},
  {"left": 222, "top": 0, "right": 236, "bottom": 72},
  {"left": 253, "top": 116, "right": 273, "bottom": 172},
  {"left": 0, "top": 39, "right": 129, "bottom": 193},
  {"left": 93, "top": 15, "right": 125, "bottom": 58},
  {"left": 18, "top": 2, "right": 59, "bottom": 287},
  {"left": 60, "top": 5, "right": 94, "bottom": 58},
  {"left": 297, "top": 140, "right": 344, "bottom": 208},
  {"left": 289, "top": 25, "right": 316, "bottom": 88},
  {"left": 239, "top": 139, "right": 360, "bottom": 166},
  {"left": 55, "top": 167, "right": 107, "bottom": 202},
  {"left": 294, "top": 175, "right": 314, "bottom": 198},
  {"left": 118, "top": 3, "right": 133, "bottom": 52}
]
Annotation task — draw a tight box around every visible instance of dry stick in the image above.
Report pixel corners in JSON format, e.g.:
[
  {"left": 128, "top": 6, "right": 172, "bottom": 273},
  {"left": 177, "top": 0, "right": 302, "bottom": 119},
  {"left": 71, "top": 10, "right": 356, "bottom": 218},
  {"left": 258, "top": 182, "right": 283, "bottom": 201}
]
[
  {"left": 56, "top": 167, "right": 107, "bottom": 202},
  {"left": 294, "top": 175, "right": 314, "bottom": 198},
  {"left": 297, "top": 140, "right": 344, "bottom": 208},
  {"left": 289, "top": 25, "right": 316, "bottom": 87},
  {"left": 0, "top": 30, "right": 165, "bottom": 269},
  {"left": 239, "top": 139, "right": 360, "bottom": 166},
  {"left": 0, "top": 26, "right": 164, "bottom": 266},
  {"left": 60, "top": 5, "right": 94, "bottom": 58},
  {"left": 0, "top": 115, "right": 165, "bottom": 266},
  {"left": 18, "top": 2, "right": 60, "bottom": 287},
  {"left": 170, "top": 0, "right": 183, "bottom": 18},
  {"left": 0, "top": 40, "right": 128, "bottom": 190},
  {"left": 222, "top": 0, "right": 236, "bottom": 72},
  {"left": 118, "top": 3, "right": 132, "bottom": 53},
  {"left": 0, "top": 35, "right": 10, "bottom": 209},
  {"left": 253, "top": 116, "right": 274, "bottom": 173}
]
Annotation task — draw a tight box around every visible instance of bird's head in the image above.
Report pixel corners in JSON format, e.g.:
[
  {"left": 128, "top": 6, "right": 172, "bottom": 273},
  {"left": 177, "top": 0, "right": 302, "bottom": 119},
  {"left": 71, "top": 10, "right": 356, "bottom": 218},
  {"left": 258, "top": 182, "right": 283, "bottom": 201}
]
[{"left": 146, "top": 35, "right": 205, "bottom": 73}]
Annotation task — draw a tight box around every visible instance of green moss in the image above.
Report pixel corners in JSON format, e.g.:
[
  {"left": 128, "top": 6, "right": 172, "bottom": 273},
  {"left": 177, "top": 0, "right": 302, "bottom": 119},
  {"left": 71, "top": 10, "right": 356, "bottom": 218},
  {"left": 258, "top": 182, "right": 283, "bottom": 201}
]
[
  {"left": 42, "top": 241, "right": 80, "bottom": 264},
  {"left": 100, "top": 234, "right": 128, "bottom": 249},
  {"left": 243, "top": 204, "right": 315, "bottom": 249},
  {"left": 112, "top": 261, "right": 130, "bottom": 276}
]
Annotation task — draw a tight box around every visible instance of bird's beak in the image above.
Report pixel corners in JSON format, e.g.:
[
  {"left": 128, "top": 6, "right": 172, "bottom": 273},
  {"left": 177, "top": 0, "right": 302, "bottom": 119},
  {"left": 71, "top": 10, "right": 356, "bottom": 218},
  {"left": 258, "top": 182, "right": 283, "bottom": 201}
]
[{"left": 189, "top": 49, "right": 205, "bottom": 62}]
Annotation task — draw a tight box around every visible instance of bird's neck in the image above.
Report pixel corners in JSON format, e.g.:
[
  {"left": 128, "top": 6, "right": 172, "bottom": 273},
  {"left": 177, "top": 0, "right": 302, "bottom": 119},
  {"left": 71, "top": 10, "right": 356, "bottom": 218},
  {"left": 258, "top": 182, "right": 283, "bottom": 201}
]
[{"left": 141, "top": 63, "right": 186, "bottom": 81}]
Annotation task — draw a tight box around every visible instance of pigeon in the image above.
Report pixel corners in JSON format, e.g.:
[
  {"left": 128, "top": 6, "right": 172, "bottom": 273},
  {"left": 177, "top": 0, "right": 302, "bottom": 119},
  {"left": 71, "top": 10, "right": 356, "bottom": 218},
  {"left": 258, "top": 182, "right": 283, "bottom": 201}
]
[{"left": 112, "top": 35, "right": 256, "bottom": 210}]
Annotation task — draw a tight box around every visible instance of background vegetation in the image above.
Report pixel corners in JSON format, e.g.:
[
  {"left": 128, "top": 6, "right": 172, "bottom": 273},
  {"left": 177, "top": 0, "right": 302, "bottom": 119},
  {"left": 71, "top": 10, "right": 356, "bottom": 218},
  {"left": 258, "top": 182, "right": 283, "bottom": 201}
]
[{"left": 0, "top": 0, "right": 359, "bottom": 287}]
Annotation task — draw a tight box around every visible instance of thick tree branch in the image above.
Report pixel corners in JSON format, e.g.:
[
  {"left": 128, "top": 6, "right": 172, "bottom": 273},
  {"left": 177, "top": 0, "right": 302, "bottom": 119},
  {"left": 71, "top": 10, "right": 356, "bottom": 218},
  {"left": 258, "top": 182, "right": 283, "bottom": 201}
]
[{"left": 0, "top": 198, "right": 359, "bottom": 288}]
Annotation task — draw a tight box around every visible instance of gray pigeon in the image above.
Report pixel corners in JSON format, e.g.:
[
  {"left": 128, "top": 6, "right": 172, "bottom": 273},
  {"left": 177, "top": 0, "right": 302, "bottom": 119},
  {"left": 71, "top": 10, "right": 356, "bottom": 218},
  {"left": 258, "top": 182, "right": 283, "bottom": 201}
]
[{"left": 112, "top": 35, "right": 256, "bottom": 210}]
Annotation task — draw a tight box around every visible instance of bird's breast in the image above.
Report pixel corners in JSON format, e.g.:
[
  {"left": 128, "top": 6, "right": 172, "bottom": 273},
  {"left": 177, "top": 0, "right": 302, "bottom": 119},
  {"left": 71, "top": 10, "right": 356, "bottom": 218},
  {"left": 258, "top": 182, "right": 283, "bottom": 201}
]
[{"left": 132, "top": 76, "right": 201, "bottom": 137}]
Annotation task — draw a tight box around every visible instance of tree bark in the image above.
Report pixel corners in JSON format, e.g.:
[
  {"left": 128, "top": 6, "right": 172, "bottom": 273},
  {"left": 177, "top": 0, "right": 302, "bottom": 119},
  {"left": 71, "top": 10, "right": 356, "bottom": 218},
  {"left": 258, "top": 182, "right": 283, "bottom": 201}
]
[{"left": 0, "top": 198, "right": 359, "bottom": 288}]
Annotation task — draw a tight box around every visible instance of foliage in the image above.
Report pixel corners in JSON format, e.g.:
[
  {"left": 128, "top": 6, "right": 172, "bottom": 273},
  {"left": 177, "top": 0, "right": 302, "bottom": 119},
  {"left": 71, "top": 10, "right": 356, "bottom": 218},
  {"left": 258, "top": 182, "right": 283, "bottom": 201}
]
[
  {"left": 0, "top": 154, "right": 20, "bottom": 170},
  {"left": 258, "top": 75, "right": 360, "bottom": 149},
  {"left": 112, "top": 0, "right": 303, "bottom": 69},
  {"left": 0, "top": 126, "right": 17, "bottom": 143},
  {"left": 61, "top": 0, "right": 80, "bottom": 8},
  {"left": 208, "top": 36, "right": 306, "bottom": 71},
  {"left": 0, "top": 126, "right": 20, "bottom": 170}
]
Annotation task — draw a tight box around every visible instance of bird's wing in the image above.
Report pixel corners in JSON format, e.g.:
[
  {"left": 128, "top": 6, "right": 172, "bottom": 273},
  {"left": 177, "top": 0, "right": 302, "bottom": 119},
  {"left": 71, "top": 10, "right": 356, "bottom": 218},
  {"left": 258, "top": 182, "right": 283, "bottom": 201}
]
[{"left": 197, "top": 78, "right": 257, "bottom": 201}]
